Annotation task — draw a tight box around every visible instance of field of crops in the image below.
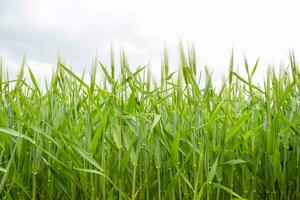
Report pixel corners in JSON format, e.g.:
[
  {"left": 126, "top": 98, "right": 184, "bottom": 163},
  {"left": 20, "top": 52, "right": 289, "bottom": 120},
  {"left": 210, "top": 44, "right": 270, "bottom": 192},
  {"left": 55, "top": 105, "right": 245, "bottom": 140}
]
[{"left": 0, "top": 47, "right": 299, "bottom": 200}]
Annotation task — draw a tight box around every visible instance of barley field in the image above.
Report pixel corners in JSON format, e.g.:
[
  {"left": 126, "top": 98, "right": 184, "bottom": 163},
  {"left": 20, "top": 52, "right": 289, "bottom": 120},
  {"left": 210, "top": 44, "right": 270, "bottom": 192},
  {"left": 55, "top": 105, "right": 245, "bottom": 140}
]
[{"left": 0, "top": 47, "right": 299, "bottom": 199}]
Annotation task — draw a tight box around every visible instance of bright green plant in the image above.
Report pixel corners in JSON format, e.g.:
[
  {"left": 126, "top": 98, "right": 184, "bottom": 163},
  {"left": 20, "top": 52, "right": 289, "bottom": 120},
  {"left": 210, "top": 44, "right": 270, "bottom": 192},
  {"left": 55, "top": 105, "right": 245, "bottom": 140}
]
[{"left": 0, "top": 46, "right": 299, "bottom": 200}]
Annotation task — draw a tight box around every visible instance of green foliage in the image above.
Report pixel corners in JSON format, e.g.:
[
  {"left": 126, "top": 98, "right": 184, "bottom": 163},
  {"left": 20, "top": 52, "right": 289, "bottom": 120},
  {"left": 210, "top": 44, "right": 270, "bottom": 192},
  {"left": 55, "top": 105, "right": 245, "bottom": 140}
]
[{"left": 0, "top": 47, "right": 299, "bottom": 200}]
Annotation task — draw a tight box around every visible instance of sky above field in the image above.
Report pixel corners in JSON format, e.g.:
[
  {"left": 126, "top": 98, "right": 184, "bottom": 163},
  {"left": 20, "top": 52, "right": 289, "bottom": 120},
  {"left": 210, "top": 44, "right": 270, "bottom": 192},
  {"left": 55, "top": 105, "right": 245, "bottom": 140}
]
[{"left": 1, "top": 0, "right": 300, "bottom": 84}]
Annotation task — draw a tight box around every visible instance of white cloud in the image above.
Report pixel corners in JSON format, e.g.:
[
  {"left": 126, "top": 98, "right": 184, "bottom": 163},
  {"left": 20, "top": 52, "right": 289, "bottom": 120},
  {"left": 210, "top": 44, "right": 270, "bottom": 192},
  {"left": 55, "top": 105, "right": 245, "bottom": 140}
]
[{"left": 1, "top": 0, "right": 300, "bottom": 84}]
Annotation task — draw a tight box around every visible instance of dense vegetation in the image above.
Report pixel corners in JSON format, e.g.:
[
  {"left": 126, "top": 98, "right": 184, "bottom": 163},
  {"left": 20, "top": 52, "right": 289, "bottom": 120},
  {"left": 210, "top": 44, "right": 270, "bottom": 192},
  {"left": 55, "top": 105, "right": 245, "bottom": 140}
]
[{"left": 0, "top": 47, "right": 299, "bottom": 200}]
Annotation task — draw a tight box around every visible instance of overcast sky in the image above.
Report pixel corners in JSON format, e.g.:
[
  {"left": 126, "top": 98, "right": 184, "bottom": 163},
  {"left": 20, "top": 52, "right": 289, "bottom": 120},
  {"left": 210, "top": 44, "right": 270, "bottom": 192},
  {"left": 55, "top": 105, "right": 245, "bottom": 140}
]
[{"left": 1, "top": 0, "right": 300, "bottom": 84}]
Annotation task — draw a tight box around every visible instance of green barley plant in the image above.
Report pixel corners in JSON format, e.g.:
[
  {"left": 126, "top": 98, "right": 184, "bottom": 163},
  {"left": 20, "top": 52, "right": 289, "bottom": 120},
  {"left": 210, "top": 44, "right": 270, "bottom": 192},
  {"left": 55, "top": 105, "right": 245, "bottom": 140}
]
[{"left": 0, "top": 45, "right": 299, "bottom": 200}]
